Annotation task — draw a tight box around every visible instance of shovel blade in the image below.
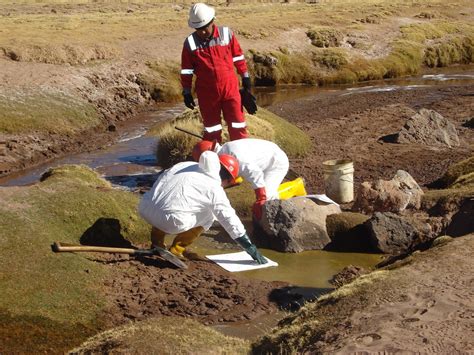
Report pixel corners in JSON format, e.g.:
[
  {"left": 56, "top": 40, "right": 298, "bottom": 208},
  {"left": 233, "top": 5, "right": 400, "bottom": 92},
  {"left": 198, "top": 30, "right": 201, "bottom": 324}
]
[{"left": 152, "top": 247, "right": 188, "bottom": 270}]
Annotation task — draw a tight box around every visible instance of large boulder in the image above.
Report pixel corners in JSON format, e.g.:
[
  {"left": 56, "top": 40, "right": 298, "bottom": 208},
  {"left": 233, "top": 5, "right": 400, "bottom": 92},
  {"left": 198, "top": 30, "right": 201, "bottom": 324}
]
[
  {"left": 395, "top": 108, "right": 460, "bottom": 147},
  {"left": 353, "top": 170, "right": 424, "bottom": 214},
  {"left": 364, "top": 212, "right": 432, "bottom": 254},
  {"left": 254, "top": 197, "right": 341, "bottom": 253}
]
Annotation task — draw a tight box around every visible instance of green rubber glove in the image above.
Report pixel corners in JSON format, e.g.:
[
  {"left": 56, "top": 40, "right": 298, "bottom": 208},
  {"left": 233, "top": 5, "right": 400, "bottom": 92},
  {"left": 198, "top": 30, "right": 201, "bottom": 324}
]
[{"left": 235, "top": 234, "right": 268, "bottom": 264}]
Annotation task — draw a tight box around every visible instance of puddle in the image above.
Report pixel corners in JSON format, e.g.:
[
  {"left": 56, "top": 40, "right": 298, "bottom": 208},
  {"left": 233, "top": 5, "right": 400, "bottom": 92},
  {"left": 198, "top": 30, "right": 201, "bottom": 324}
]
[
  {"left": 192, "top": 228, "right": 381, "bottom": 339},
  {"left": 212, "top": 312, "right": 286, "bottom": 340}
]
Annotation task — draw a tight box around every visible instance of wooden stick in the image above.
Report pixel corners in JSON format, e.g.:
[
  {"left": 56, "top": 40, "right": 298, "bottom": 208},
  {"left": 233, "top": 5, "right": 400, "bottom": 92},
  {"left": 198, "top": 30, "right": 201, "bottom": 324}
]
[{"left": 52, "top": 242, "right": 137, "bottom": 254}]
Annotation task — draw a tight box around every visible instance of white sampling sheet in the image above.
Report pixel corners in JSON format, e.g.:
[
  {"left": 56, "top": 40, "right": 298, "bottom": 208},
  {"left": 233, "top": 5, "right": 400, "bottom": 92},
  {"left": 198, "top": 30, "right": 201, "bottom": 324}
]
[
  {"left": 294, "top": 194, "right": 339, "bottom": 206},
  {"left": 206, "top": 251, "right": 278, "bottom": 272}
]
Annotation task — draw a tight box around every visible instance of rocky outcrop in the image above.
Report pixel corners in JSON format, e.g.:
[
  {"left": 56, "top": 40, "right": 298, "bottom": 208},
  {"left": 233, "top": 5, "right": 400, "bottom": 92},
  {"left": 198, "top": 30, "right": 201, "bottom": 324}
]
[
  {"left": 353, "top": 170, "right": 424, "bottom": 214},
  {"left": 254, "top": 197, "right": 341, "bottom": 253},
  {"left": 395, "top": 108, "right": 460, "bottom": 147},
  {"left": 364, "top": 212, "right": 432, "bottom": 254}
]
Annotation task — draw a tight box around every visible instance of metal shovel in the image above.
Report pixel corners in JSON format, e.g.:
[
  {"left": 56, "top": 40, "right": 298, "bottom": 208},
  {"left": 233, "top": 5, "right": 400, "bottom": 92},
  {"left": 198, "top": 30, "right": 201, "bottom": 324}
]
[{"left": 52, "top": 241, "right": 188, "bottom": 269}]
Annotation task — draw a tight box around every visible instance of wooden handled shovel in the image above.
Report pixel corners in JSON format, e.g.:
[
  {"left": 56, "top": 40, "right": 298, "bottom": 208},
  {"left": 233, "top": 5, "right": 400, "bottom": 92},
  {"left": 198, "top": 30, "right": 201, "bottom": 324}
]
[{"left": 52, "top": 241, "right": 187, "bottom": 269}]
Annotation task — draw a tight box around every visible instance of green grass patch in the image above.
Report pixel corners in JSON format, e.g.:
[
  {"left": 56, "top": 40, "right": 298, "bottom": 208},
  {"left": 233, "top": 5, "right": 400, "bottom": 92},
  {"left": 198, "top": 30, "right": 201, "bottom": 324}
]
[
  {"left": 226, "top": 180, "right": 256, "bottom": 218},
  {"left": 0, "top": 89, "right": 100, "bottom": 134},
  {"left": 0, "top": 165, "right": 149, "bottom": 352},
  {"left": 255, "top": 107, "right": 311, "bottom": 158},
  {"left": 381, "top": 39, "right": 424, "bottom": 78},
  {"left": 70, "top": 316, "right": 250, "bottom": 354},
  {"left": 150, "top": 107, "right": 311, "bottom": 169}
]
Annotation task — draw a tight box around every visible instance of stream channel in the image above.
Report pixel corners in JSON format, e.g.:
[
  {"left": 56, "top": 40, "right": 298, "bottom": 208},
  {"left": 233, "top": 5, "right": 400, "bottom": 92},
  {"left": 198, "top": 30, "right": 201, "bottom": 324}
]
[{"left": 2, "top": 69, "right": 474, "bottom": 340}]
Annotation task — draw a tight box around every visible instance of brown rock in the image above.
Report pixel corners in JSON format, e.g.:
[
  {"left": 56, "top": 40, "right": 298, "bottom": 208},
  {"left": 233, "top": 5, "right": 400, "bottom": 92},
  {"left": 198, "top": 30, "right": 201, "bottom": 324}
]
[{"left": 353, "top": 170, "right": 424, "bottom": 214}]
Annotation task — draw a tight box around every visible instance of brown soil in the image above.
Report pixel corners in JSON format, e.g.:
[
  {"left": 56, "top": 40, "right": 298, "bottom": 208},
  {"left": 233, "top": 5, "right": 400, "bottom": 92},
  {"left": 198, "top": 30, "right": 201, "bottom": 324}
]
[
  {"left": 269, "top": 84, "right": 474, "bottom": 193},
  {"left": 94, "top": 251, "right": 293, "bottom": 329}
]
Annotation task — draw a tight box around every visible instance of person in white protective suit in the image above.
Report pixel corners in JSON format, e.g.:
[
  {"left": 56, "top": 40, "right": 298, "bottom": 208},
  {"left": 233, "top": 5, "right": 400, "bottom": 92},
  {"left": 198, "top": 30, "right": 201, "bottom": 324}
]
[
  {"left": 138, "top": 150, "right": 267, "bottom": 264},
  {"left": 192, "top": 138, "right": 289, "bottom": 221}
]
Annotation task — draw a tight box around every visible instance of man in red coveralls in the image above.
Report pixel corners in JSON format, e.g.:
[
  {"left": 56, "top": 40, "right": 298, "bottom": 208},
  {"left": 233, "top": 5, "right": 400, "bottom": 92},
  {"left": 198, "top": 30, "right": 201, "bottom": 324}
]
[{"left": 180, "top": 3, "right": 252, "bottom": 142}]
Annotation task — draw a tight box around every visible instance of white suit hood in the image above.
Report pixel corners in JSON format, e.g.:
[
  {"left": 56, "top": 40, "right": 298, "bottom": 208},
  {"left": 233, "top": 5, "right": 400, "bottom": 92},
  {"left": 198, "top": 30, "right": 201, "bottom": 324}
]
[{"left": 199, "top": 150, "right": 221, "bottom": 182}]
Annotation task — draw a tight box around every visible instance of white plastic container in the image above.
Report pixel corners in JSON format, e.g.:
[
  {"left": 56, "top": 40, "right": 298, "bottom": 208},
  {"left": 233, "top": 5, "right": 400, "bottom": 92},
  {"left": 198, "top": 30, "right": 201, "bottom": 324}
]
[{"left": 322, "top": 159, "right": 354, "bottom": 204}]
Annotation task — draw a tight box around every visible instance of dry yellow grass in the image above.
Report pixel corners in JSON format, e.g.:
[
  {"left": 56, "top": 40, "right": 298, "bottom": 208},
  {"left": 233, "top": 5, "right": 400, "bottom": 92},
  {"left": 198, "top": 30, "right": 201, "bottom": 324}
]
[
  {"left": 1, "top": 0, "right": 472, "bottom": 66},
  {"left": 70, "top": 316, "right": 250, "bottom": 354}
]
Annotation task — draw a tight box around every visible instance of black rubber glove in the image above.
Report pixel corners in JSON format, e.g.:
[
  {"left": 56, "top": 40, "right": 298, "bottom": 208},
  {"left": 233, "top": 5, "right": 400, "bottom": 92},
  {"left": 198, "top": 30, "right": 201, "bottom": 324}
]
[
  {"left": 235, "top": 234, "right": 267, "bottom": 264},
  {"left": 242, "top": 76, "right": 251, "bottom": 92},
  {"left": 183, "top": 92, "right": 196, "bottom": 110}
]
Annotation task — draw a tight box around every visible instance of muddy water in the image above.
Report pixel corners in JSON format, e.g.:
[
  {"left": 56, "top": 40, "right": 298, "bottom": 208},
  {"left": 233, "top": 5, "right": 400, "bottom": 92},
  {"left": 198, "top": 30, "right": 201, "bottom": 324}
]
[
  {"left": 184, "top": 231, "right": 382, "bottom": 339},
  {"left": 0, "top": 104, "right": 181, "bottom": 187},
  {"left": 255, "top": 67, "right": 474, "bottom": 106}
]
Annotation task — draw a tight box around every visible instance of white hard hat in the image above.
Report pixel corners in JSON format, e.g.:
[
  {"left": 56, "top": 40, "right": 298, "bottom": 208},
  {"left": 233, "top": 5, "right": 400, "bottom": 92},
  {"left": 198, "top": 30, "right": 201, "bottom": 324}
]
[{"left": 188, "top": 3, "right": 215, "bottom": 29}]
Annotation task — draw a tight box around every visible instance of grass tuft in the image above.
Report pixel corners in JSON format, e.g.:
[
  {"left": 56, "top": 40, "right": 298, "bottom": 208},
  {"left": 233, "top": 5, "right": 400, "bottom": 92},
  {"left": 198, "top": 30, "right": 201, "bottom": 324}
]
[
  {"left": 306, "top": 27, "right": 344, "bottom": 48},
  {"left": 312, "top": 48, "right": 349, "bottom": 70},
  {"left": 248, "top": 49, "right": 319, "bottom": 86},
  {"left": 151, "top": 107, "right": 310, "bottom": 169}
]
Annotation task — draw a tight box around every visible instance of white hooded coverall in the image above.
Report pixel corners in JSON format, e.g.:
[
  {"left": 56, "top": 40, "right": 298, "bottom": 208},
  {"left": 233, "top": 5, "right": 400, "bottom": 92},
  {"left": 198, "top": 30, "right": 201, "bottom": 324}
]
[
  {"left": 216, "top": 138, "right": 289, "bottom": 200},
  {"left": 138, "top": 151, "right": 246, "bottom": 240}
]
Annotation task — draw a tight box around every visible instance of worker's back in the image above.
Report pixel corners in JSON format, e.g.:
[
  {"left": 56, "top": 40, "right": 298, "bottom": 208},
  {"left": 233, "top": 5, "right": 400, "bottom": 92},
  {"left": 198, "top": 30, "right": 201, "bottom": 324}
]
[
  {"left": 218, "top": 138, "right": 288, "bottom": 193},
  {"left": 139, "top": 152, "right": 245, "bottom": 239},
  {"left": 219, "top": 138, "right": 286, "bottom": 170}
]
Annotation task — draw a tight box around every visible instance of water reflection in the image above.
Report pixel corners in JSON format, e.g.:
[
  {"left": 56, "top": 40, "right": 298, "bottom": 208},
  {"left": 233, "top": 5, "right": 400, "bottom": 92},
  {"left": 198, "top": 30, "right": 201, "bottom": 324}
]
[{"left": 255, "top": 68, "right": 474, "bottom": 107}]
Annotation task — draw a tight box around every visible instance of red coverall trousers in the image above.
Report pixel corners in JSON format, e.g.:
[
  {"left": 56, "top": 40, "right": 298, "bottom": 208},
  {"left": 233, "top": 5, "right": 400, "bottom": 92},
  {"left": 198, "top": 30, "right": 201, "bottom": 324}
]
[{"left": 181, "top": 25, "right": 249, "bottom": 142}]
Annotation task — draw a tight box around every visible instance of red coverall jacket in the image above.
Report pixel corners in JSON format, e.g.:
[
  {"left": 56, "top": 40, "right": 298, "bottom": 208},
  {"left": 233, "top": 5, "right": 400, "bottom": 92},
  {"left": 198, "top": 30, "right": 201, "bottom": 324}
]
[{"left": 181, "top": 25, "right": 249, "bottom": 142}]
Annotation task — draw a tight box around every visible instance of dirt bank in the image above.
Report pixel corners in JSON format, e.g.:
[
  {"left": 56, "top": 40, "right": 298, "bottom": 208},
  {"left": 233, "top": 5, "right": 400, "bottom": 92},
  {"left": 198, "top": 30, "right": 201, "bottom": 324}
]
[
  {"left": 253, "top": 234, "right": 474, "bottom": 353},
  {"left": 269, "top": 84, "right": 474, "bottom": 193},
  {"left": 0, "top": 59, "right": 155, "bottom": 177}
]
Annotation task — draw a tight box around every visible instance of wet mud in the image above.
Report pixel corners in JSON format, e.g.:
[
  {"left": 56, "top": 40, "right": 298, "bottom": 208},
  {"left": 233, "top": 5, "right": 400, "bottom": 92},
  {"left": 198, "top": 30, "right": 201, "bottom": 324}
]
[
  {"left": 95, "top": 252, "right": 297, "bottom": 328},
  {"left": 270, "top": 84, "right": 474, "bottom": 193}
]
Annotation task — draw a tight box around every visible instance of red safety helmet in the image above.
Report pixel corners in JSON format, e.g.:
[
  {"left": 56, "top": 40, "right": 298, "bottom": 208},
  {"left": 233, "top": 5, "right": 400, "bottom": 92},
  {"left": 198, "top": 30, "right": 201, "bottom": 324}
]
[
  {"left": 219, "top": 154, "right": 239, "bottom": 181},
  {"left": 192, "top": 140, "right": 216, "bottom": 161}
]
